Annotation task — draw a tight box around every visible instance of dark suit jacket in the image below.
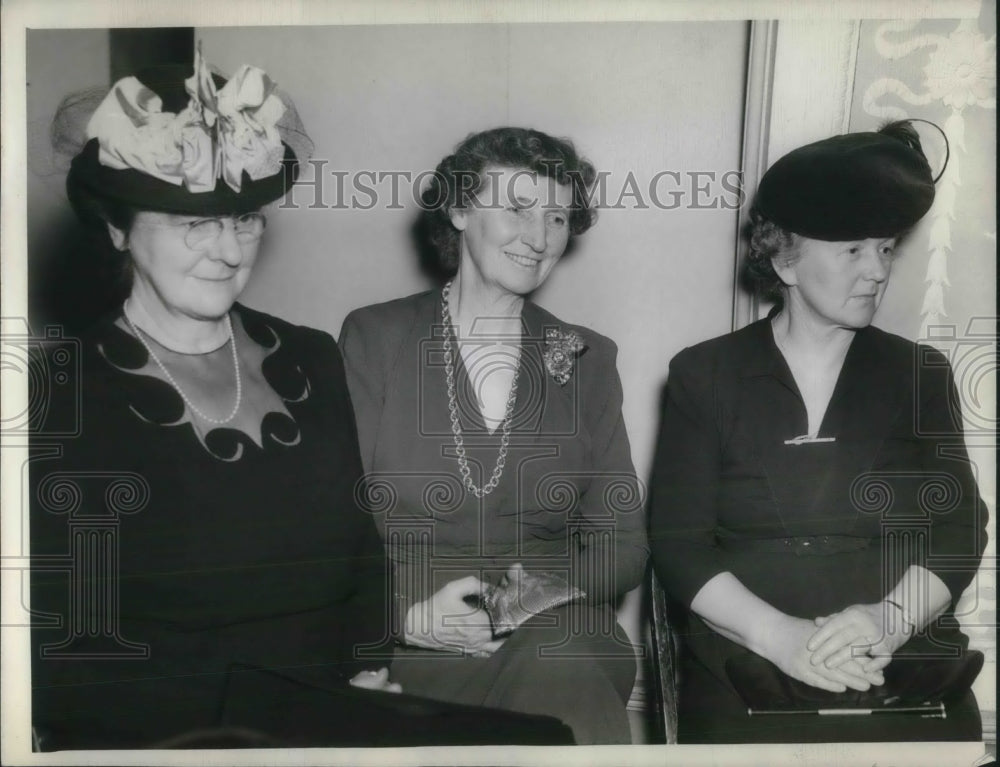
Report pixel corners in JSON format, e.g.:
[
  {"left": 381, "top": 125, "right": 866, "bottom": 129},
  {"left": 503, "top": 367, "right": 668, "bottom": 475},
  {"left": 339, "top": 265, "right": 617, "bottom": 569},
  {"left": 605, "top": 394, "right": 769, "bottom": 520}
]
[
  {"left": 648, "top": 317, "right": 988, "bottom": 683},
  {"left": 340, "top": 290, "right": 649, "bottom": 628}
]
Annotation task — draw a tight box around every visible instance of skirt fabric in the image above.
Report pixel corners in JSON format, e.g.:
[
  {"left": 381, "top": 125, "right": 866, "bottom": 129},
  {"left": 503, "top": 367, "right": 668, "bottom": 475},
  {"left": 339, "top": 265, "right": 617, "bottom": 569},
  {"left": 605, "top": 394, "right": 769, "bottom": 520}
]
[{"left": 390, "top": 604, "right": 639, "bottom": 744}]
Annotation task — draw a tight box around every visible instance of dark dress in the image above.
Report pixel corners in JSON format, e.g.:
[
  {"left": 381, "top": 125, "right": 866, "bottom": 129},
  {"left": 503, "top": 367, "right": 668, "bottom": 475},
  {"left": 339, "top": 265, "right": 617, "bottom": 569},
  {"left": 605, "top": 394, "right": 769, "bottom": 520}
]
[
  {"left": 339, "top": 290, "right": 649, "bottom": 744},
  {"left": 30, "top": 304, "right": 389, "bottom": 749},
  {"left": 648, "top": 317, "right": 989, "bottom": 743}
]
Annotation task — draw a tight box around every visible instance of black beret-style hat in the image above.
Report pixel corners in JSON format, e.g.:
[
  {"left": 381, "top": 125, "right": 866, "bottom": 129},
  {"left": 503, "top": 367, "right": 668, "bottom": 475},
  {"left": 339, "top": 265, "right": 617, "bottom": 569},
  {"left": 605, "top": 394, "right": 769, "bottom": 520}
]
[
  {"left": 67, "top": 59, "right": 304, "bottom": 217},
  {"left": 754, "top": 121, "right": 941, "bottom": 241}
]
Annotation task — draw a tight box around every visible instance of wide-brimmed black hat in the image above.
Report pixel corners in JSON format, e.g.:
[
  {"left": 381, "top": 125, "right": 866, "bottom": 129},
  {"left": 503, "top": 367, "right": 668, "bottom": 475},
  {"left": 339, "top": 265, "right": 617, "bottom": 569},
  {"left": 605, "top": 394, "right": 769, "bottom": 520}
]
[
  {"left": 67, "top": 60, "right": 307, "bottom": 216},
  {"left": 754, "top": 121, "right": 942, "bottom": 241}
]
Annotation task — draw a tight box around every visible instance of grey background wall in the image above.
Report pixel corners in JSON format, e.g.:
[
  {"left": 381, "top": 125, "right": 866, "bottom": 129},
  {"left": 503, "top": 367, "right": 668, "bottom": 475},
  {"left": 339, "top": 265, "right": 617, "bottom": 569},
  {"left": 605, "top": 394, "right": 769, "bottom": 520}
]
[
  {"left": 198, "top": 22, "right": 749, "bottom": 490},
  {"left": 27, "top": 30, "right": 110, "bottom": 330}
]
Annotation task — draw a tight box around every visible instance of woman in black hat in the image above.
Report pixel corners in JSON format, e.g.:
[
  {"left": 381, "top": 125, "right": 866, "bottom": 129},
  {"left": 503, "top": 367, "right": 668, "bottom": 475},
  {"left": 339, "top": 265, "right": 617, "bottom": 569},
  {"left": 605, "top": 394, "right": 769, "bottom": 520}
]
[
  {"left": 648, "top": 121, "right": 988, "bottom": 743},
  {"left": 28, "top": 49, "right": 406, "bottom": 749}
]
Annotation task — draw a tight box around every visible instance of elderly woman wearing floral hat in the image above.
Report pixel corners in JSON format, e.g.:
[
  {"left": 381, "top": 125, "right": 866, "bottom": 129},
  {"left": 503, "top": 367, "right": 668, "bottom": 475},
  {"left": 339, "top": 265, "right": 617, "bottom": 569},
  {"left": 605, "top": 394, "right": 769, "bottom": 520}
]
[
  {"left": 649, "top": 121, "right": 988, "bottom": 743},
  {"left": 339, "top": 127, "right": 648, "bottom": 744},
  {"left": 28, "top": 47, "right": 406, "bottom": 749}
]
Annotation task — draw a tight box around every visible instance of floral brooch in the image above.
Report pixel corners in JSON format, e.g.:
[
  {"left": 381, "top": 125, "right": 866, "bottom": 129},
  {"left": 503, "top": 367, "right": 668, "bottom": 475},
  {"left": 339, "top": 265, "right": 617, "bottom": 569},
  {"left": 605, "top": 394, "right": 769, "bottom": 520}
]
[{"left": 543, "top": 327, "right": 587, "bottom": 386}]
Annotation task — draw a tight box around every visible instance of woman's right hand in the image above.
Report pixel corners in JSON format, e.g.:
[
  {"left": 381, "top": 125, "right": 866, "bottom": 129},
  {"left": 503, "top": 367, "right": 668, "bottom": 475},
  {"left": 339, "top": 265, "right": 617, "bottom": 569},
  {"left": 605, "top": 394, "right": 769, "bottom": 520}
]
[
  {"left": 760, "top": 614, "right": 884, "bottom": 693},
  {"left": 403, "top": 576, "right": 505, "bottom": 657},
  {"left": 349, "top": 667, "right": 402, "bottom": 694}
]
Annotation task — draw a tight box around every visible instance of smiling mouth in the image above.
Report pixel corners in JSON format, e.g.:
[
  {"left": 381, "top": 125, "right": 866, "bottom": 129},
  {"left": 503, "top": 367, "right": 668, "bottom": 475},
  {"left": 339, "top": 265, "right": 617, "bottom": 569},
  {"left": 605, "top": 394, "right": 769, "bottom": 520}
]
[{"left": 504, "top": 251, "right": 540, "bottom": 268}]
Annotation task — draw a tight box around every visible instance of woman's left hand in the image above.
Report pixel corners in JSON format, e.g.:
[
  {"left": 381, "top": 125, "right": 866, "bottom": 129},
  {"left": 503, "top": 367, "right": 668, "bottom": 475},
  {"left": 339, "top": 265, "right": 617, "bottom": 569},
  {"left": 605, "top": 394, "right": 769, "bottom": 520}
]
[
  {"left": 807, "top": 602, "right": 910, "bottom": 673},
  {"left": 349, "top": 667, "right": 402, "bottom": 694}
]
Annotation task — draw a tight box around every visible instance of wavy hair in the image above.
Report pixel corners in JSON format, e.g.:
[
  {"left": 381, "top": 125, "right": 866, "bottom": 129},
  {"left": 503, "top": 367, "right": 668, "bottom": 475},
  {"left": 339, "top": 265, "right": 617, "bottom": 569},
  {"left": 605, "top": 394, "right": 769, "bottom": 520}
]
[
  {"left": 420, "top": 127, "right": 598, "bottom": 275},
  {"left": 744, "top": 207, "right": 799, "bottom": 304}
]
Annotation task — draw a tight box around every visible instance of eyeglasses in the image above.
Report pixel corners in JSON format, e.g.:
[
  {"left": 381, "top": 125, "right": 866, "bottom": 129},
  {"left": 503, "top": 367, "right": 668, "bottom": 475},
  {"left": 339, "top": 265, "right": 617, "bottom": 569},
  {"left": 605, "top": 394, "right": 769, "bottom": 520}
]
[{"left": 182, "top": 212, "right": 267, "bottom": 251}]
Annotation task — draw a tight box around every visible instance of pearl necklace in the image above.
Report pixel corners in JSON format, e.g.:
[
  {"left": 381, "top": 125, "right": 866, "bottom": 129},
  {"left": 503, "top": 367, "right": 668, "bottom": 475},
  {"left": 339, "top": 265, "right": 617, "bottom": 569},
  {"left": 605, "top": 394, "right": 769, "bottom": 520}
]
[
  {"left": 122, "top": 300, "right": 243, "bottom": 425},
  {"left": 441, "top": 280, "right": 521, "bottom": 498}
]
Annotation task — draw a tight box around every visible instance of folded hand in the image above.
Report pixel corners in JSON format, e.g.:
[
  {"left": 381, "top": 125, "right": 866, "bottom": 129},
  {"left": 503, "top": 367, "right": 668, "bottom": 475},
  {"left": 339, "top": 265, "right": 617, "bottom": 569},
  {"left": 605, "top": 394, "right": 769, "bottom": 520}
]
[
  {"left": 762, "top": 614, "right": 883, "bottom": 692},
  {"left": 808, "top": 602, "right": 910, "bottom": 674},
  {"left": 404, "top": 576, "right": 506, "bottom": 657}
]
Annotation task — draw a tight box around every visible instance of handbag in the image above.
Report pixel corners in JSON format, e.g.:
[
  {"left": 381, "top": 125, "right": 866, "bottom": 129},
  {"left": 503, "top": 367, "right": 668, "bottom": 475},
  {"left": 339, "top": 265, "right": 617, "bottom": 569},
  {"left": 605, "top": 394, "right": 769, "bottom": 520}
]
[
  {"left": 482, "top": 567, "right": 586, "bottom": 636},
  {"left": 725, "top": 649, "right": 984, "bottom": 715}
]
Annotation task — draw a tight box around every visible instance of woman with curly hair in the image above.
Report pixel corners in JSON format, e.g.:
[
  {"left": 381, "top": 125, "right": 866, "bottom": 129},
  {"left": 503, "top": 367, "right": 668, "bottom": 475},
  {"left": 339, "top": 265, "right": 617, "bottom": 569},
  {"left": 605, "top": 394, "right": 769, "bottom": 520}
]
[
  {"left": 339, "top": 127, "right": 648, "bottom": 744},
  {"left": 648, "top": 121, "right": 988, "bottom": 743}
]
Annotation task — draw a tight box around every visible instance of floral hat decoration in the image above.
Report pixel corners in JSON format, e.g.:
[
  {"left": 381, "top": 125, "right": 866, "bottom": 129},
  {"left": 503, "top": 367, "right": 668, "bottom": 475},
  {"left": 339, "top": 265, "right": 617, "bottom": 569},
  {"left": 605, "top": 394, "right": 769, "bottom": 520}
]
[{"left": 66, "top": 43, "right": 313, "bottom": 215}]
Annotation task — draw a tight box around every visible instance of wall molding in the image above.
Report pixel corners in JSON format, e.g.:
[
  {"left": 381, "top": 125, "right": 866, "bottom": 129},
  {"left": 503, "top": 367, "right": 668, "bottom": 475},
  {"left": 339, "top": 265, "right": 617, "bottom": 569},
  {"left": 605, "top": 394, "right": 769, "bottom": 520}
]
[
  {"left": 732, "top": 20, "right": 863, "bottom": 330},
  {"left": 732, "top": 19, "right": 778, "bottom": 332}
]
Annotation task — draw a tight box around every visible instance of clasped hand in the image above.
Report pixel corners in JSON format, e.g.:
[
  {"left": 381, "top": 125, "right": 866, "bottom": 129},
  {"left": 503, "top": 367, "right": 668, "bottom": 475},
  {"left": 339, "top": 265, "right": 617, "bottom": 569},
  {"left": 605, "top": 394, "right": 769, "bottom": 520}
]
[
  {"left": 808, "top": 601, "right": 910, "bottom": 676},
  {"left": 764, "top": 602, "right": 909, "bottom": 693},
  {"left": 403, "top": 575, "right": 506, "bottom": 657}
]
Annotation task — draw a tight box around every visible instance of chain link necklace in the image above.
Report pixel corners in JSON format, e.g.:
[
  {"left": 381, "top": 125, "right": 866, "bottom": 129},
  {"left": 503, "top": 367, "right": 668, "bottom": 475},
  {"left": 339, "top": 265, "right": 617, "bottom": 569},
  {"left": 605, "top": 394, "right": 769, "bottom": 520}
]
[
  {"left": 122, "top": 299, "right": 243, "bottom": 425},
  {"left": 441, "top": 280, "right": 521, "bottom": 498}
]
